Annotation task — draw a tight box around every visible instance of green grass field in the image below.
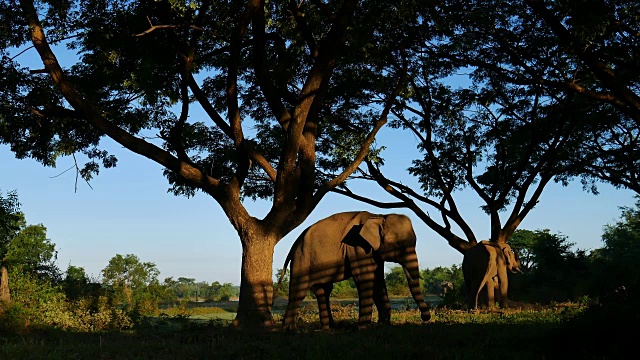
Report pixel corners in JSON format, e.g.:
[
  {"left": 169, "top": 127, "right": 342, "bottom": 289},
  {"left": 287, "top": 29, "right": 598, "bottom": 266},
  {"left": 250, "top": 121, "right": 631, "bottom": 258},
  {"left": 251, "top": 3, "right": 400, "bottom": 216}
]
[{"left": 0, "top": 301, "right": 631, "bottom": 359}]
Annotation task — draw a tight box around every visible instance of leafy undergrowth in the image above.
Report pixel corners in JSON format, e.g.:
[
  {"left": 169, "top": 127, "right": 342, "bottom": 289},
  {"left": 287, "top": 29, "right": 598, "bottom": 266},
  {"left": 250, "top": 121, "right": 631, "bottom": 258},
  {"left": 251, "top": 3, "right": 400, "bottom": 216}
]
[{"left": 0, "top": 302, "right": 629, "bottom": 360}]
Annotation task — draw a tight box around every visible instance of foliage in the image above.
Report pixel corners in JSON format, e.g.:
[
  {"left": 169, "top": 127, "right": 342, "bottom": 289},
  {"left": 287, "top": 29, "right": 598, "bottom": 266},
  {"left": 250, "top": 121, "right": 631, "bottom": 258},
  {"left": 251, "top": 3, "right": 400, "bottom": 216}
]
[
  {"left": 420, "top": 265, "right": 465, "bottom": 307},
  {"left": 509, "top": 229, "right": 591, "bottom": 303},
  {"left": 273, "top": 268, "right": 289, "bottom": 298},
  {"left": 590, "top": 198, "right": 640, "bottom": 297},
  {"left": 62, "top": 265, "right": 102, "bottom": 301},
  {"left": 101, "top": 253, "right": 161, "bottom": 313},
  {"left": 330, "top": 279, "right": 357, "bottom": 299},
  {"left": 385, "top": 266, "right": 410, "bottom": 296},
  {"left": 162, "top": 277, "right": 238, "bottom": 302},
  {"left": 0, "top": 1, "right": 405, "bottom": 205},
  {"left": 3, "top": 302, "right": 628, "bottom": 360},
  {"left": 205, "top": 281, "right": 236, "bottom": 302},
  {"left": 5, "top": 223, "right": 60, "bottom": 281},
  {"left": 0, "top": 270, "right": 132, "bottom": 333},
  {"left": 0, "top": 189, "right": 21, "bottom": 254}
]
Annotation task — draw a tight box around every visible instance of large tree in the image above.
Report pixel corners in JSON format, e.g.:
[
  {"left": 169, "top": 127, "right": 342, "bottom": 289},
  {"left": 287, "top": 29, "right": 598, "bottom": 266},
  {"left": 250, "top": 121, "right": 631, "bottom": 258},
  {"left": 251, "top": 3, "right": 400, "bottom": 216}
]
[
  {"left": 336, "top": 0, "right": 639, "bottom": 248},
  {"left": 0, "top": 0, "right": 417, "bottom": 328},
  {"left": 330, "top": 0, "right": 639, "bottom": 304}
]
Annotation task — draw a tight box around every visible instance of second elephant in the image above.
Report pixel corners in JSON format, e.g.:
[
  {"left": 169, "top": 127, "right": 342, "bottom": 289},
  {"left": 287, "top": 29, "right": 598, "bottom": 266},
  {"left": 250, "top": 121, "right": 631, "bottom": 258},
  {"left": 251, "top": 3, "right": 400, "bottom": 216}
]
[
  {"left": 279, "top": 211, "right": 431, "bottom": 330},
  {"left": 462, "top": 240, "right": 521, "bottom": 310}
]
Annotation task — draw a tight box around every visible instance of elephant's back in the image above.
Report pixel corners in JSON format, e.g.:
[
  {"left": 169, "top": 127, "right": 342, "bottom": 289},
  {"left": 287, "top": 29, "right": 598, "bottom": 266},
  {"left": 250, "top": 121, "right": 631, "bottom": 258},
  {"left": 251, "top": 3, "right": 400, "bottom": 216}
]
[
  {"left": 303, "top": 211, "right": 361, "bottom": 240},
  {"left": 296, "top": 214, "right": 355, "bottom": 268}
]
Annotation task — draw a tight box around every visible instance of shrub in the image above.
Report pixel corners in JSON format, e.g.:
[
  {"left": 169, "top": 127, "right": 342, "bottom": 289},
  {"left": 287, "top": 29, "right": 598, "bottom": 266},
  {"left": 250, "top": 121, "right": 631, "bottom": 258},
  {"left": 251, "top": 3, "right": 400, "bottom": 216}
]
[{"left": 2, "top": 271, "right": 133, "bottom": 333}]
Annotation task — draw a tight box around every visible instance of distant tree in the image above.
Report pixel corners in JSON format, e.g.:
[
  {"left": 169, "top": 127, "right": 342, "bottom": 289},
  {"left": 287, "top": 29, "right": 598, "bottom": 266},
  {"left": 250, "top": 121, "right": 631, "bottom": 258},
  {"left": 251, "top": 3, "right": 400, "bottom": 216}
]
[
  {"left": 330, "top": 279, "right": 357, "bottom": 299},
  {"left": 5, "top": 222, "right": 60, "bottom": 282},
  {"left": 509, "top": 230, "right": 537, "bottom": 272},
  {"left": 510, "top": 229, "right": 590, "bottom": 302},
  {"left": 206, "top": 281, "right": 236, "bottom": 301},
  {"left": 63, "top": 265, "right": 89, "bottom": 301},
  {"left": 385, "top": 266, "right": 410, "bottom": 296},
  {"left": 175, "top": 277, "right": 196, "bottom": 300},
  {"left": 273, "top": 268, "right": 289, "bottom": 299},
  {"left": 194, "top": 281, "right": 208, "bottom": 302},
  {"left": 421, "top": 265, "right": 464, "bottom": 307},
  {"left": 161, "top": 277, "right": 179, "bottom": 304},
  {"left": 0, "top": 189, "right": 21, "bottom": 302},
  {"left": 101, "top": 254, "right": 160, "bottom": 309},
  {"left": 593, "top": 199, "right": 640, "bottom": 296},
  {"left": 2, "top": 192, "right": 61, "bottom": 301}
]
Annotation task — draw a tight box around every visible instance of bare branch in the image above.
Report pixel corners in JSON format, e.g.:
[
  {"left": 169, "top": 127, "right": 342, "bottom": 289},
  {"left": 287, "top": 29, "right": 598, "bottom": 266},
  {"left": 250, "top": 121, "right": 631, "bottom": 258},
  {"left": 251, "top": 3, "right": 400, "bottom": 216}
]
[{"left": 133, "top": 16, "right": 205, "bottom": 37}]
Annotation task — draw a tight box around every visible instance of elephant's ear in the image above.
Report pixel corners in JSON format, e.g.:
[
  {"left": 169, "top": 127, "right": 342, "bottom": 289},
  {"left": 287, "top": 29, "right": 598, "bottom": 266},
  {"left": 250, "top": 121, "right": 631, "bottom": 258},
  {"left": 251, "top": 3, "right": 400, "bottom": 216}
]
[{"left": 359, "top": 217, "right": 384, "bottom": 251}]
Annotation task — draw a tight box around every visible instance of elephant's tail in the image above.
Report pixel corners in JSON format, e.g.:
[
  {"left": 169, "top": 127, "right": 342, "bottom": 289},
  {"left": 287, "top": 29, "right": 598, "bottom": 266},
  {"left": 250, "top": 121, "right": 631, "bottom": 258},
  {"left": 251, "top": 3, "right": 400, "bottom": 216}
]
[
  {"left": 277, "top": 228, "right": 308, "bottom": 286},
  {"left": 277, "top": 255, "right": 291, "bottom": 287}
]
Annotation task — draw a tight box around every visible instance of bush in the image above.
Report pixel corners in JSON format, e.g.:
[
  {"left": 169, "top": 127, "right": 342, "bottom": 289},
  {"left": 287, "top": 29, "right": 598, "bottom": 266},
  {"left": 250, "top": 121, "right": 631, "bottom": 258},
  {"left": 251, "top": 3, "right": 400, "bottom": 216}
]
[{"left": 1, "top": 271, "right": 133, "bottom": 333}]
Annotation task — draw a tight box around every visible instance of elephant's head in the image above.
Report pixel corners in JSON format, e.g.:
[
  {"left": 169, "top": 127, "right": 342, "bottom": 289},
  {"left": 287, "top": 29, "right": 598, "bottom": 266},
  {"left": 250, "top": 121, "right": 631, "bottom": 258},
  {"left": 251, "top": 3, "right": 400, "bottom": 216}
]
[
  {"left": 342, "top": 212, "right": 430, "bottom": 322},
  {"left": 356, "top": 213, "right": 421, "bottom": 281},
  {"left": 501, "top": 244, "right": 522, "bottom": 273}
]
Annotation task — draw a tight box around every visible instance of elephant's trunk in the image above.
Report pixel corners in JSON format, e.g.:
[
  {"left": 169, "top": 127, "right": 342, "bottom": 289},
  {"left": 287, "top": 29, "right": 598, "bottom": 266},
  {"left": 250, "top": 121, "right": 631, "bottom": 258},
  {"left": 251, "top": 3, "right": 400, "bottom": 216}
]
[{"left": 402, "top": 248, "right": 431, "bottom": 322}]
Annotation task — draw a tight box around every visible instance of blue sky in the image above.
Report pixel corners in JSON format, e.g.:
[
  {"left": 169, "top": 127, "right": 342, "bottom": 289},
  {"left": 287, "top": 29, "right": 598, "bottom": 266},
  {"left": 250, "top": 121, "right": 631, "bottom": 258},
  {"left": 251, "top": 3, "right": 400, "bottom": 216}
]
[{"left": 2, "top": 39, "right": 637, "bottom": 285}]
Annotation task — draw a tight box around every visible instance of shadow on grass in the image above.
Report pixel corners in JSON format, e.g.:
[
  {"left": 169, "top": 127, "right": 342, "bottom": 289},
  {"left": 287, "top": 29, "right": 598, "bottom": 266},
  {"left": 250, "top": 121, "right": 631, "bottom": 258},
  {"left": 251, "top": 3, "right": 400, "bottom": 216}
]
[{"left": 0, "top": 303, "right": 631, "bottom": 360}]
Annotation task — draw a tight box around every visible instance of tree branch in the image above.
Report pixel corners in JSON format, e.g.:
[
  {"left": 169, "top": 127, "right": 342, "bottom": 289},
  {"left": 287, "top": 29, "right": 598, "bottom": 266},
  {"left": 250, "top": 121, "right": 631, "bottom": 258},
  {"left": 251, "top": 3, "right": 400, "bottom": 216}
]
[{"left": 19, "top": 0, "right": 221, "bottom": 196}]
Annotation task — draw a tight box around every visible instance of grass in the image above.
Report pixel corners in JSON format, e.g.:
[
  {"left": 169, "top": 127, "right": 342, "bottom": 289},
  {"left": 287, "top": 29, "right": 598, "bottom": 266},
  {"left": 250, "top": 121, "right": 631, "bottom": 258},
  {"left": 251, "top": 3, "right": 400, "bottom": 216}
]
[{"left": 0, "top": 301, "right": 631, "bottom": 360}]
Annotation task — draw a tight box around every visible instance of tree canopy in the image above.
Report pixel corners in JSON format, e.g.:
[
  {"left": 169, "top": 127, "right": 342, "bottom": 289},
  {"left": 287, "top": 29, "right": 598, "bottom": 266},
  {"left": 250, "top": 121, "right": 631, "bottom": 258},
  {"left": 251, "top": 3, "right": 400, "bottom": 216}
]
[{"left": 333, "top": 0, "right": 640, "bottom": 252}]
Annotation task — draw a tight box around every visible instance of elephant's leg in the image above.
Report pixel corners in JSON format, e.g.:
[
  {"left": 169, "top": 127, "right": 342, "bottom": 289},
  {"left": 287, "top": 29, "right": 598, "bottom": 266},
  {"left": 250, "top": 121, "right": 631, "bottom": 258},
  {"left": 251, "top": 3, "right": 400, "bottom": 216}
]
[
  {"left": 492, "top": 275, "right": 502, "bottom": 307},
  {"left": 486, "top": 276, "right": 496, "bottom": 309},
  {"left": 312, "top": 283, "right": 334, "bottom": 330},
  {"left": 324, "top": 283, "right": 336, "bottom": 327},
  {"left": 464, "top": 274, "right": 477, "bottom": 311},
  {"left": 372, "top": 267, "right": 391, "bottom": 324},
  {"left": 355, "top": 274, "right": 376, "bottom": 329},
  {"left": 497, "top": 268, "right": 509, "bottom": 308},
  {"left": 283, "top": 280, "right": 310, "bottom": 331}
]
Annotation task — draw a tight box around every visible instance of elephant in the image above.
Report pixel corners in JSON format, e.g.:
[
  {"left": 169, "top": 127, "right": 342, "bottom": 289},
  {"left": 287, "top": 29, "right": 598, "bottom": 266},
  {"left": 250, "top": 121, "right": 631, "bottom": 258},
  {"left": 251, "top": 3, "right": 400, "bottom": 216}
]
[
  {"left": 439, "top": 281, "right": 453, "bottom": 297},
  {"left": 462, "top": 240, "right": 521, "bottom": 310},
  {"left": 279, "top": 211, "right": 431, "bottom": 330}
]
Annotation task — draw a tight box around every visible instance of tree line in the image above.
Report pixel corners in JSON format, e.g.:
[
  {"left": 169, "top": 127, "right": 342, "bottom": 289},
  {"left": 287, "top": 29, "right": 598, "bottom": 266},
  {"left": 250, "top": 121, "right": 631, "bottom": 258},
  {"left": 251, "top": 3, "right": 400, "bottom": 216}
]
[
  {"left": 4, "top": 188, "right": 638, "bottom": 332},
  {"left": 1, "top": 189, "right": 243, "bottom": 330}
]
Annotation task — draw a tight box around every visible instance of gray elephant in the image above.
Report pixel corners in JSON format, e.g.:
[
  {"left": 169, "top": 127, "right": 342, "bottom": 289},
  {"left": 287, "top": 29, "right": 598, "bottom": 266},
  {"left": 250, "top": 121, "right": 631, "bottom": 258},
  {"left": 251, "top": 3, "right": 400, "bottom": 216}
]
[
  {"left": 462, "top": 240, "right": 521, "bottom": 310},
  {"left": 439, "top": 281, "right": 453, "bottom": 297},
  {"left": 279, "top": 211, "right": 431, "bottom": 330}
]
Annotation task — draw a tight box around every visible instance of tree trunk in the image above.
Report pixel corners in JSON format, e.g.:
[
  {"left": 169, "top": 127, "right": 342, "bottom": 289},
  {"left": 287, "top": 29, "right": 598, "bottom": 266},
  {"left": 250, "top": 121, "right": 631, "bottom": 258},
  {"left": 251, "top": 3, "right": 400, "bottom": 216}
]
[
  {"left": 0, "top": 262, "right": 10, "bottom": 303},
  {"left": 231, "top": 232, "right": 277, "bottom": 329}
]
